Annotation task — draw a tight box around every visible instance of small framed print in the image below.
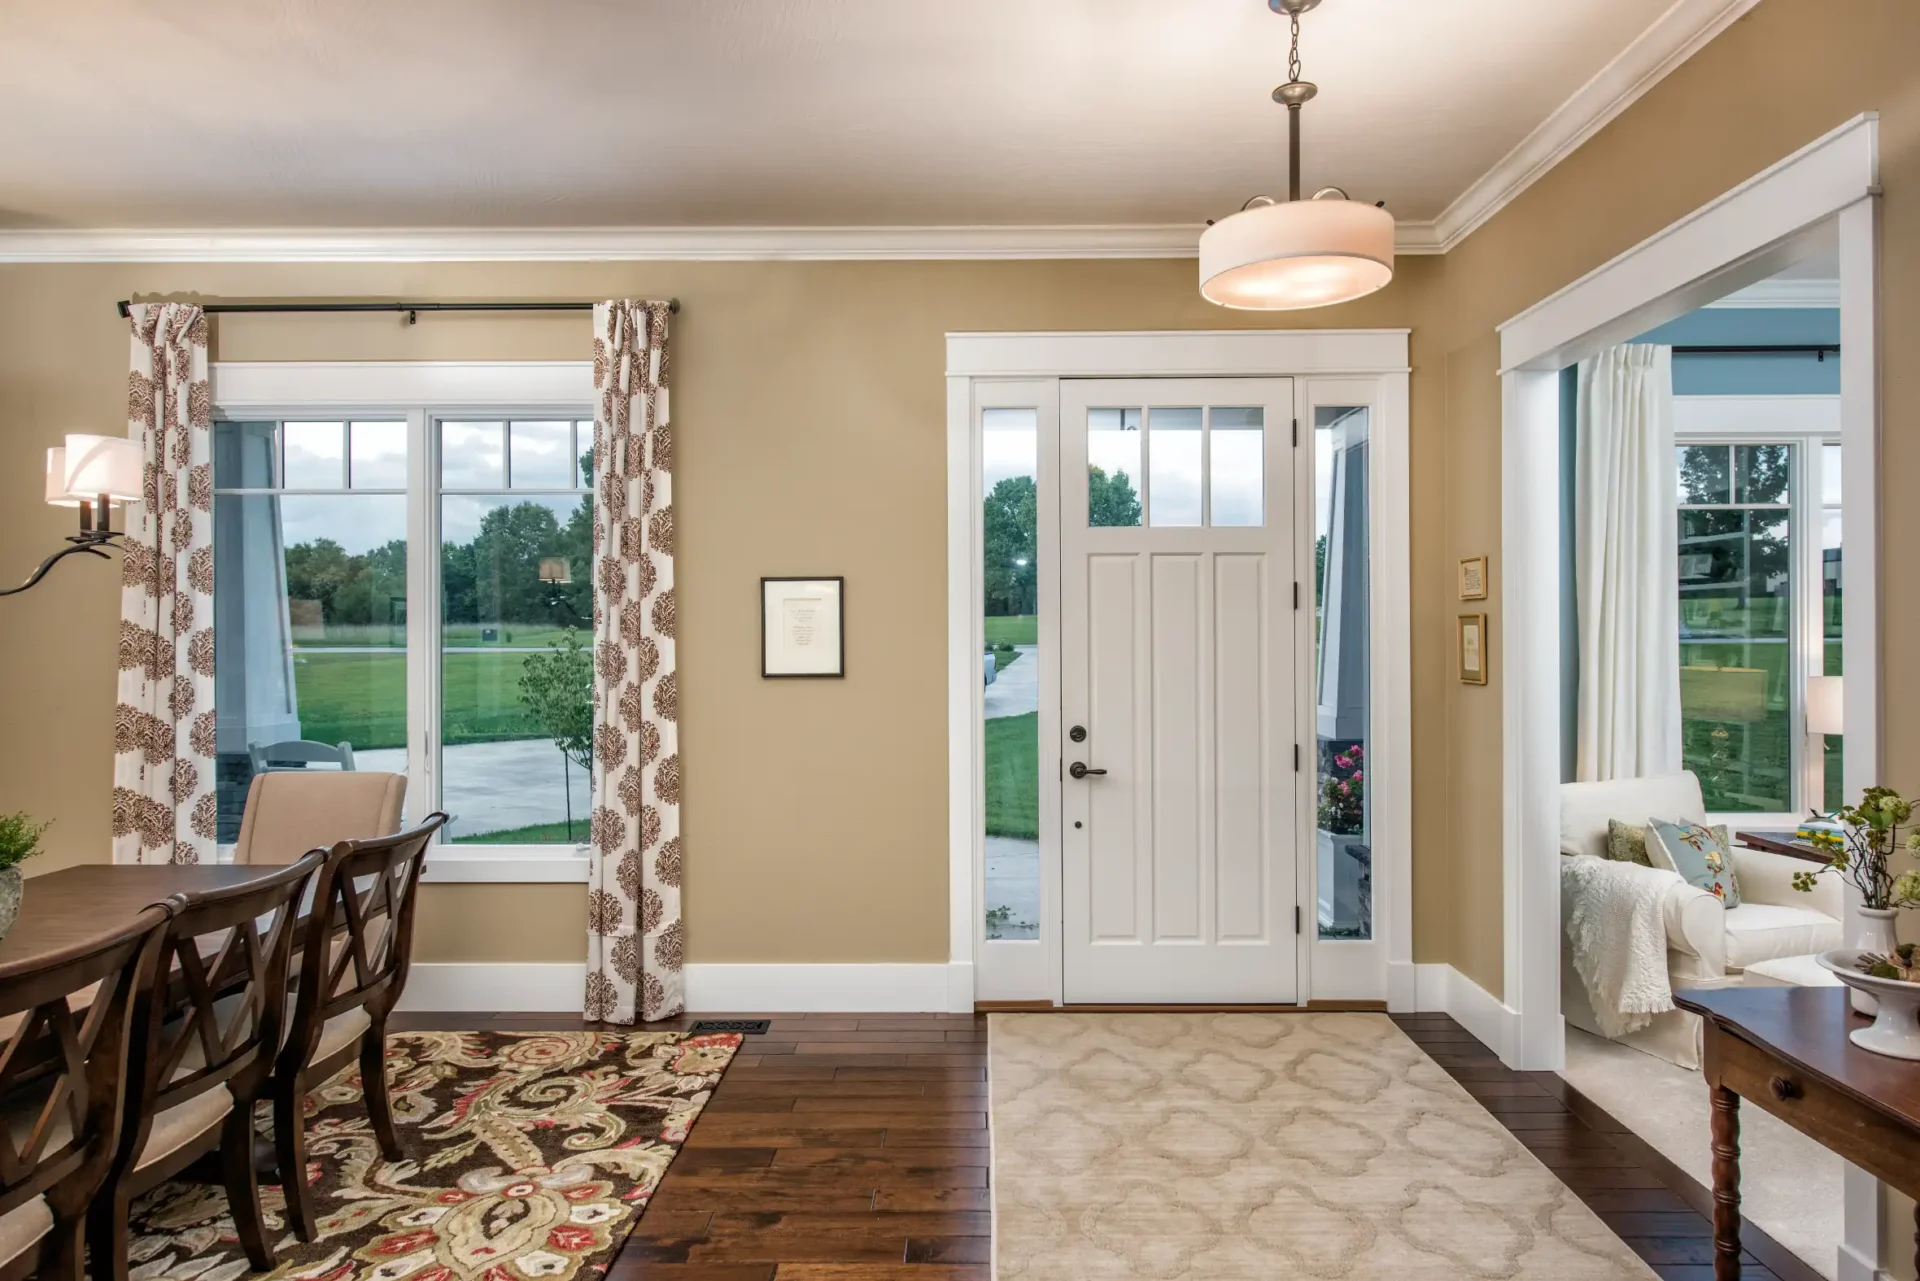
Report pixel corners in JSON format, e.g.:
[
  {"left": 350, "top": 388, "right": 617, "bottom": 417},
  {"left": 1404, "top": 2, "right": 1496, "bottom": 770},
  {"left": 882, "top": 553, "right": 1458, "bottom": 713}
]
[
  {"left": 762, "top": 577, "right": 844, "bottom": 678},
  {"left": 1458, "top": 555, "right": 1488, "bottom": 600},
  {"left": 1458, "top": 613, "right": 1489, "bottom": 685}
]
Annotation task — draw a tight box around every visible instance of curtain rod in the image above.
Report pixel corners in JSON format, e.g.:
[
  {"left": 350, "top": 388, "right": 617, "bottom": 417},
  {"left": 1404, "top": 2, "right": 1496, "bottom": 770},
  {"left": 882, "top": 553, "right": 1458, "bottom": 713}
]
[
  {"left": 113, "top": 298, "right": 678, "bottom": 322},
  {"left": 1672, "top": 343, "right": 1838, "bottom": 358}
]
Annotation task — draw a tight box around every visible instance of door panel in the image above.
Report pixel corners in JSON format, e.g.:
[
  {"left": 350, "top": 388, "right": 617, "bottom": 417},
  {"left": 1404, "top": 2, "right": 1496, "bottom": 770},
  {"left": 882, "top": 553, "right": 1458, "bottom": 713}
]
[{"left": 1061, "top": 379, "right": 1297, "bottom": 1003}]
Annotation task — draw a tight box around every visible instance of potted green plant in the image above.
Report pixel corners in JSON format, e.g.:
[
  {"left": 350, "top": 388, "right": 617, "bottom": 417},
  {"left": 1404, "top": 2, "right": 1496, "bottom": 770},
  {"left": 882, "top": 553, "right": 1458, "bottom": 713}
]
[
  {"left": 1792, "top": 785, "right": 1920, "bottom": 1013},
  {"left": 0, "top": 812, "right": 50, "bottom": 943}
]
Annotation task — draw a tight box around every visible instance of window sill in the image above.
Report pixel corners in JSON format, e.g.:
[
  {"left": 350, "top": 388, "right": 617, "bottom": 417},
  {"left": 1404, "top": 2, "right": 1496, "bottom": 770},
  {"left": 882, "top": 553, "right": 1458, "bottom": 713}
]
[{"left": 421, "top": 845, "right": 592, "bottom": 884}]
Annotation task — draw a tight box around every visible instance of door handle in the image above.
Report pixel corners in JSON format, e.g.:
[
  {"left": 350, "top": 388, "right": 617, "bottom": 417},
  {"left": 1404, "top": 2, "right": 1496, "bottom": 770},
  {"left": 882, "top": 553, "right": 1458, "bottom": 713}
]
[{"left": 1069, "top": 762, "right": 1107, "bottom": 779}]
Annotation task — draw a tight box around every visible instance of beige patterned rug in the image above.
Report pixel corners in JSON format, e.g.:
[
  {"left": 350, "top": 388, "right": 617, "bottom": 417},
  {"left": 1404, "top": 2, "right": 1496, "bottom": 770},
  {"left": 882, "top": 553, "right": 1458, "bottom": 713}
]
[{"left": 989, "top": 1012, "right": 1655, "bottom": 1279}]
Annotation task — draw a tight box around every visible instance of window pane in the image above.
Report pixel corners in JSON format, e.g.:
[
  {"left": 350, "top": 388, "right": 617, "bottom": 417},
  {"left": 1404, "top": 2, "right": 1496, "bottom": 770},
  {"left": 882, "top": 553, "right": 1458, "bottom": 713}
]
[
  {"left": 1823, "top": 477, "right": 1844, "bottom": 813},
  {"left": 1821, "top": 443, "right": 1843, "bottom": 505},
  {"left": 213, "top": 492, "right": 408, "bottom": 841},
  {"left": 1678, "top": 509, "right": 1792, "bottom": 812},
  {"left": 282, "top": 422, "right": 344, "bottom": 489},
  {"left": 1087, "top": 408, "right": 1143, "bottom": 527},
  {"left": 349, "top": 420, "right": 408, "bottom": 489},
  {"left": 441, "top": 421, "right": 505, "bottom": 489},
  {"left": 1210, "top": 407, "right": 1264, "bottom": 527},
  {"left": 441, "top": 491, "right": 593, "bottom": 845},
  {"left": 1735, "top": 444, "right": 1791, "bottom": 504},
  {"left": 1147, "top": 407, "right": 1202, "bottom": 527},
  {"left": 510, "top": 420, "right": 575, "bottom": 489},
  {"left": 1314, "top": 406, "right": 1370, "bottom": 939},
  {"left": 982, "top": 407, "right": 1038, "bottom": 940},
  {"left": 213, "top": 421, "right": 276, "bottom": 489},
  {"left": 1677, "top": 445, "right": 1731, "bottom": 505}
]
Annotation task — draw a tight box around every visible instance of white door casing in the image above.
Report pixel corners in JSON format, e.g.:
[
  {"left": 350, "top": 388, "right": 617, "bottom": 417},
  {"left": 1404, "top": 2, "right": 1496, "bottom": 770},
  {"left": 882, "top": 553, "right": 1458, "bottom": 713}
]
[{"left": 1059, "top": 378, "right": 1298, "bottom": 1003}]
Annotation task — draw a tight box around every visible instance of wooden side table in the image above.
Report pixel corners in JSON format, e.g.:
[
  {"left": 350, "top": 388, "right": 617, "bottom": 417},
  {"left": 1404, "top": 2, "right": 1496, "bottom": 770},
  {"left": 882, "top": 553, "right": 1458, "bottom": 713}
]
[
  {"left": 1674, "top": 985, "right": 1920, "bottom": 1280},
  {"left": 1732, "top": 829, "right": 1829, "bottom": 864}
]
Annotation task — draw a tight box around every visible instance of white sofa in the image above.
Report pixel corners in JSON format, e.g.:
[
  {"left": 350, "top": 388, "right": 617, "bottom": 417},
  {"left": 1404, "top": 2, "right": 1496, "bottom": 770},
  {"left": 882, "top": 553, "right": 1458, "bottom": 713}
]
[{"left": 1559, "top": 770, "right": 1843, "bottom": 1068}]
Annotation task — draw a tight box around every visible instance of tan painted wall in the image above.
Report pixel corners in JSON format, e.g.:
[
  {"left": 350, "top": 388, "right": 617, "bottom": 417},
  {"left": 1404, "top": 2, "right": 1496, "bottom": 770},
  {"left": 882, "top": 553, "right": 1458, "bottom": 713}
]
[{"left": 0, "top": 257, "right": 1447, "bottom": 966}]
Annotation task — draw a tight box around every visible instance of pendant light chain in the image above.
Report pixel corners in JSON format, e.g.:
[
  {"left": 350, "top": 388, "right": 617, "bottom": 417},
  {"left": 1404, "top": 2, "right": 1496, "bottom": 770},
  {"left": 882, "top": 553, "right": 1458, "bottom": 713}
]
[{"left": 1287, "top": 10, "right": 1303, "bottom": 86}]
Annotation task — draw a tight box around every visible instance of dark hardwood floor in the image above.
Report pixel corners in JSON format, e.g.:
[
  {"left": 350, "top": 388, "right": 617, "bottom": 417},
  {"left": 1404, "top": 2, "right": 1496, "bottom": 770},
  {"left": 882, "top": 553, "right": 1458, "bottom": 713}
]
[{"left": 385, "top": 1009, "right": 1820, "bottom": 1281}]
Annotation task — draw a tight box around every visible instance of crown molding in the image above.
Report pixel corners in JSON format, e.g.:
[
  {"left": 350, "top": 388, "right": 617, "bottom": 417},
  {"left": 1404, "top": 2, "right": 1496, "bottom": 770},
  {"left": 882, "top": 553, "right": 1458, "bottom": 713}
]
[
  {"left": 1428, "top": 0, "right": 1763, "bottom": 253},
  {"left": 0, "top": 221, "right": 1447, "bottom": 263},
  {"left": 1702, "top": 276, "right": 1840, "bottom": 309}
]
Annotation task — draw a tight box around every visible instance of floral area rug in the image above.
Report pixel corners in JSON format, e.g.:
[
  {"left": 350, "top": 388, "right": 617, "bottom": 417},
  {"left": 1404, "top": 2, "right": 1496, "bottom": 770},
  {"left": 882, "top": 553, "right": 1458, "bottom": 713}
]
[{"left": 127, "top": 1029, "right": 740, "bottom": 1281}]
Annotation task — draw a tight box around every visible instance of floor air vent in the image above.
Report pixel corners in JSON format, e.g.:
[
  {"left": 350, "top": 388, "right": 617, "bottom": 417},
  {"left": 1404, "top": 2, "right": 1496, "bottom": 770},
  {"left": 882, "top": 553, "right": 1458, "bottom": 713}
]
[{"left": 690, "top": 1018, "right": 772, "bottom": 1035}]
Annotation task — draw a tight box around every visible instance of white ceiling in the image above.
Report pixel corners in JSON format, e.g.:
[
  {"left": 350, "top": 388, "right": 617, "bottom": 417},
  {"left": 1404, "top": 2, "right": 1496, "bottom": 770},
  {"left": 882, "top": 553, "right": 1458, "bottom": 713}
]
[{"left": 0, "top": 0, "right": 1731, "bottom": 244}]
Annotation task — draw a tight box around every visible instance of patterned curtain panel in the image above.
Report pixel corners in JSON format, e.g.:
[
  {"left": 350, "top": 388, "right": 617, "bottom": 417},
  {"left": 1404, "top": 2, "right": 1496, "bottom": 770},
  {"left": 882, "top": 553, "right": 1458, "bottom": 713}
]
[
  {"left": 113, "top": 303, "right": 215, "bottom": 865},
  {"left": 585, "top": 300, "right": 682, "bottom": 1023}
]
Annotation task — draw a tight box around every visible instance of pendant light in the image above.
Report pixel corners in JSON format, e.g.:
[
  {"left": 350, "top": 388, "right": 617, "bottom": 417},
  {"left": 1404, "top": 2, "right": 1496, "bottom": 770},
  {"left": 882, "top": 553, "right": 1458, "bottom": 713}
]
[{"left": 1200, "top": 0, "right": 1395, "bottom": 310}]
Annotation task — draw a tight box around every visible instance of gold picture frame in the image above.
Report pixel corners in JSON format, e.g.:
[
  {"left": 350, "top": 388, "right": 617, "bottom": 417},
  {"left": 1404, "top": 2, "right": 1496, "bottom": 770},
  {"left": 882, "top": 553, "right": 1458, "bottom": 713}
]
[
  {"left": 1458, "top": 613, "right": 1489, "bottom": 685},
  {"left": 1458, "top": 555, "right": 1488, "bottom": 600}
]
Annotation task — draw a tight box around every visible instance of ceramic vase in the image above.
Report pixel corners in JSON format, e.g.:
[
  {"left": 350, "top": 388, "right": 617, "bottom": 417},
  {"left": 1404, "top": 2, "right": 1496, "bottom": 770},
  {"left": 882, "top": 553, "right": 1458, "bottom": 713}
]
[
  {"left": 1848, "top": 906, "right": 1901, "bottom": 1015},
  {"left": 0, "top": 866, "right": 21, "bottom": 944}
]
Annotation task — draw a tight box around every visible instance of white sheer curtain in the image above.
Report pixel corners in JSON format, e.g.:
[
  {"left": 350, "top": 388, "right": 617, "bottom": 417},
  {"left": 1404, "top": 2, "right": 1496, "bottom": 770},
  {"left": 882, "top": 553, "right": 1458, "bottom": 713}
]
[{"left": 1574, "top": 343, "right": 1681, "bottom": 781}]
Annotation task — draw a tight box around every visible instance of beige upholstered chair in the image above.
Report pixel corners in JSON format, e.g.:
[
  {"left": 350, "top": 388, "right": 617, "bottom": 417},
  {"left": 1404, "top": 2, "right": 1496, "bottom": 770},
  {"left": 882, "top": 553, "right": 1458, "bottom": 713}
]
[{"left": 231, "top": 771, "right": 407, "bottom": 865}]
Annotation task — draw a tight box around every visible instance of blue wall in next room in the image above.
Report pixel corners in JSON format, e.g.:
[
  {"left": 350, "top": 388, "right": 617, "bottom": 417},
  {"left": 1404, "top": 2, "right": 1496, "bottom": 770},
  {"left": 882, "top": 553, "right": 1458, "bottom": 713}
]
[{"left": 1633, "top": 307, "right": 1841, "bottom": 394}]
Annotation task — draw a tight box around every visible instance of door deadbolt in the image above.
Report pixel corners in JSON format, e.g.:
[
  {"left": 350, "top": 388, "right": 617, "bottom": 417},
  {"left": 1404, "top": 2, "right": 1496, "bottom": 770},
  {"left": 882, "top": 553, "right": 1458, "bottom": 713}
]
[{"left": 1069, "top": 725, "right": 1087, "bottom": 742}]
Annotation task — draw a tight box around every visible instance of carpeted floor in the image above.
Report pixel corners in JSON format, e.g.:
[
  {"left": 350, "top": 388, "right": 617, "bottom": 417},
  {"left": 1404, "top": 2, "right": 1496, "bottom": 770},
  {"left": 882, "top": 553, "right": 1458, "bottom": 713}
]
[
  {"left": 990, "top": 1011, "right": 1656, "bottom": 1280},
  {"left": 1560, "top": 1027, "right": 1840, "bottom": 1280},
  {"left": 127, "top": 1028, "right": 740, "bottom": 1281}
]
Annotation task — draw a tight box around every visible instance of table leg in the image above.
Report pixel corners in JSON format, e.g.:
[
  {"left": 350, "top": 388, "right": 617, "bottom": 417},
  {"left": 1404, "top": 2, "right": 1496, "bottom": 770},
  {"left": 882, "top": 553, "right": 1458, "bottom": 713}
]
[{"left": 1710, "top": 1085, "right": 1741, "bottom": 1281}]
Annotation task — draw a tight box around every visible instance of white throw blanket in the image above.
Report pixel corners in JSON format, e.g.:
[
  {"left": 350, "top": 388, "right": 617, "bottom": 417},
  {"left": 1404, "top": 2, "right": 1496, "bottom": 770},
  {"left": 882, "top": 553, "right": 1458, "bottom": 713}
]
[{"left": 1561, "top": 854, "right": 1681, "bottom": 1037}]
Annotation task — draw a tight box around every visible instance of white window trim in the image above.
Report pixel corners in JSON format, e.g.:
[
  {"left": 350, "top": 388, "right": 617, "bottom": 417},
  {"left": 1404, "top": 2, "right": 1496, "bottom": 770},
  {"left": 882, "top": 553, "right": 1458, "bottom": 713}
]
[
  {"left": 211, "top": 361, "right": 595, "bottom": 883},
  {"left": 1673, "top": 395, "right": 1842, "bottom": 827},
  {"left": 945, "top": 330, "right": 1412, "bottom": 1010}
]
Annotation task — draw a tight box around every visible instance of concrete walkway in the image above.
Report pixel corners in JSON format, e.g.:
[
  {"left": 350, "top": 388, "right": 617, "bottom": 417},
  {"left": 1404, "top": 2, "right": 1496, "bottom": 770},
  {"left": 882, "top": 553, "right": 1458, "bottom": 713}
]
[
  {"left": 357, "top": 739, "right": 590, "bottom": 841},
  {"left": 984, "top": 645, "right": 1038, "bottom": 720},
  {"left": 986, "top": 835, "right": 1040, "bottom": 939}
]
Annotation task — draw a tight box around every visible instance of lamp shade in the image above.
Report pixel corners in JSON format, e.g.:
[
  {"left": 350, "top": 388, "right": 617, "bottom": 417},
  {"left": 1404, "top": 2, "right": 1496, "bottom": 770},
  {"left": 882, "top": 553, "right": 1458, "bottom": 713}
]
[
  {"left": 1199, "top": 198, "right": 1395, "bottom": 310},
  {"left": 1806, "top": 674, "right": 1844, "bottom": 736},
  {"left": 62, "top": 435, "right": 143, "bottom": 504},
  {"left": 43, "top": 447, "right": 85, "bottom": 507}
]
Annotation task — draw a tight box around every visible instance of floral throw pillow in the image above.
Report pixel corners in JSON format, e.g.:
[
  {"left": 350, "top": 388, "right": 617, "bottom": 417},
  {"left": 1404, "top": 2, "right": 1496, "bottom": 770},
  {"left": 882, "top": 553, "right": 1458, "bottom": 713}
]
[
  {"left": 1646, "top": 819, "right": 1741, "bottom": 907},
  {"left": 1605, "top": 819, "right": 1653, "bottom": 867}
]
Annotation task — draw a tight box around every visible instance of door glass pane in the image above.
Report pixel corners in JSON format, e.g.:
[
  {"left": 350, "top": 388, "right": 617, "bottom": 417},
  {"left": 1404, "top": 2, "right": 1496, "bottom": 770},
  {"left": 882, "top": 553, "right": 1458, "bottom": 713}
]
[
  {"left": 213, "top": 420, "right": 407, "bottom": 844},
  {"left": 1314, "top": 407, "right": 1370, "bottom": 939},
  {"left": 1821, "top": 443, "right": 1843, "bottom": 505},
  {"left": 348, "top": 420, "right": 408, "bottom": 489},
  {"left": 1677, "top": 445, "right": 1731, "bottom": 505},
  {"left": 441, "top": 421, "right": 506, "bottom": 489},
  {"left": 1087, "top": 408, "right": 1143, "bottom": 527},
  {"left": 1678, "top": 503, "right": 1793, "bottom": 813},
  {"left": 510, "top": 420, "right": 576, "bottom": 489},
  {"left": 282, "top": 421, "right": 344, "bottom": 489},
  {"left": 982, "top": 408, "right": 1039, "bottom": 940},
  {"left": 1210, "top": 407, "right": 1264, "bottom": 527},
  {"left": 439, "top": 421, "right": 594, "bottom": 845},
  {"left": 1148, "top": 407, "right": 1202, "bottom": 527}
]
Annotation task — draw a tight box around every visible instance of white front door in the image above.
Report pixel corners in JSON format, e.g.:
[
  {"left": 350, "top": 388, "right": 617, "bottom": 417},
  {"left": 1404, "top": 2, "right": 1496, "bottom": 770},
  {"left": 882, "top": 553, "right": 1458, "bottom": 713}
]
[{"left": 1059, "top": 379, "right": 1299, "bottom": 1003}]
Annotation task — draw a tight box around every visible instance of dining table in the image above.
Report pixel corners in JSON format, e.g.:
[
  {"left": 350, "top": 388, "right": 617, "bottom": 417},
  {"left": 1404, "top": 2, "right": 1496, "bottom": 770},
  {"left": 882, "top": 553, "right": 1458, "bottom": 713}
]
[{"left": 0, "top": 862, "right": 276, "bottom": 971}]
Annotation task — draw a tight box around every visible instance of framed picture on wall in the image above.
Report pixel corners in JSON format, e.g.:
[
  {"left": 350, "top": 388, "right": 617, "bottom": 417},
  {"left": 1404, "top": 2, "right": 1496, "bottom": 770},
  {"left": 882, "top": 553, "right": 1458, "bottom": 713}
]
[
  {"left": 1458, "top": 555, "right": 1488, "bottom": 600},
  {"left": 1458, "top": 613, "right": 1489, "bottom": 685},
  {"left": 762, "top": 577, "right": 845, "bottom": 677}
]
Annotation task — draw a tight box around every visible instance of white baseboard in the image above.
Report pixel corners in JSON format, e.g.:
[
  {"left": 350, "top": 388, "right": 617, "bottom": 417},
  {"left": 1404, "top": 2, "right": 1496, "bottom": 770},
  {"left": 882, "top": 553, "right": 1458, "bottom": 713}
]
[
  {"left": 397, "top": 962, "right": 974, "bottom": 1014},
  {"left": 1409, "top": 962, "right": 1526, "bottom": 1066}
]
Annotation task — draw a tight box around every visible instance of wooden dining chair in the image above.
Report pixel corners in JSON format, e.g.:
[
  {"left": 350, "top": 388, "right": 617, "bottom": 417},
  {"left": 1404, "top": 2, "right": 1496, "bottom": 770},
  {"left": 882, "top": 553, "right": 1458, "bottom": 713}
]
[
  {"left": 85, "top": 853, "right": 322, "bottom": 1280},
  {"left": 0, "top": 906, "right": 170, "bottom": 1281},
  {"left": 272, "top": 813, "right": 447, "bottom": 1242},
  {"left": 231, "top": 770, "right": 407, "bottom": 865}
]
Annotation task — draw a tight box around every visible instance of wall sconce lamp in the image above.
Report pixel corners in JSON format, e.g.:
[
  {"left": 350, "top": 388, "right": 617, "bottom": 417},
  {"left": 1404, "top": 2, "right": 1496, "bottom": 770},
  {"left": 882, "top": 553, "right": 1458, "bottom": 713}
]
[{"left": 2, "top": 435, "right": 144, "bottom": 597}]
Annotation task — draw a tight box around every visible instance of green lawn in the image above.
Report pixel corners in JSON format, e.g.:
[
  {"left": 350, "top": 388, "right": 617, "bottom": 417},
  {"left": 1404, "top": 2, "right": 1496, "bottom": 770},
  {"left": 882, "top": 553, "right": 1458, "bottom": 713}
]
[
  {"left": 985, "top": 712, "right": 1038, "bottom": 839},
  {"left": 294, "top": 623, "right": 583, "bottom": 650},
  {"left": 292, "top": 650, "right": 549, "bottom": 750},
  {"left": 453, "top": 820, "right": 584, "bottom": 845},
  {"left": 985, "top": 615, "right": 1037, "bottom": 647}
]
